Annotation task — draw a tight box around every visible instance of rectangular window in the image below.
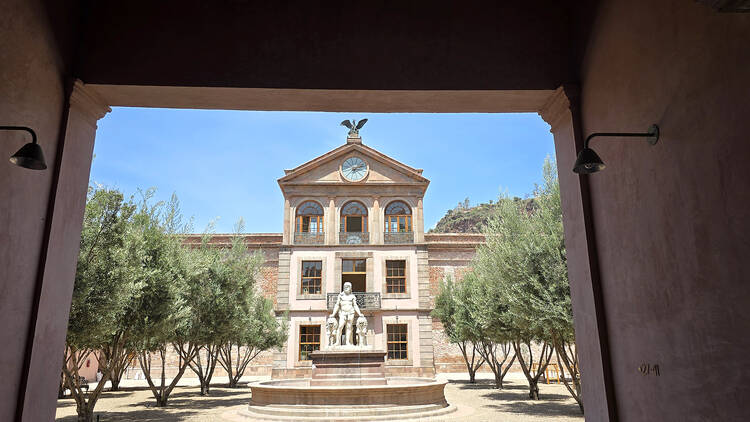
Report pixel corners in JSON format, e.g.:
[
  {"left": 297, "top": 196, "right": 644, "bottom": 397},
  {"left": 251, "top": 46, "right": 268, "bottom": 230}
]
[
  {"left": 386, "top": 216, "right": 411, "bottom": 233},
  {"left": 342, "top": 258, "right": 367, "bottom": 273},
  {"left": 385, "top": 260, "right": 406, "bottom": 294},
  {"left": 344, "top": 215, "right": 365, "bottom": 232},
  {"left": 301, "top": 261, "right": 322, "bottom": 294},
  {"left": 299, "top": 325, "right": 321, "bottom": 361},
  {"left": 387, "top": 324, "right": 408, "bottom": 360},
  {"left": 297, "top": 216, "right": 324, "bottom": 233}
]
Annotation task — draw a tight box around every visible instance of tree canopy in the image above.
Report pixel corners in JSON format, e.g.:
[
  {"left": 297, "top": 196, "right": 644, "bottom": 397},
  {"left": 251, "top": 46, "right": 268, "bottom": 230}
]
[{"left": 431, "top": 158, "right": 581, "bottom": 411}]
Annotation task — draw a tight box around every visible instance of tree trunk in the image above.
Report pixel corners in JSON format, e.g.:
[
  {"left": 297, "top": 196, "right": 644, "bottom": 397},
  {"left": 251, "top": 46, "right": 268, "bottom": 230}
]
[
  {"left": 111, "top": 375, "right": 121, "bottom": 390},
  {"left": 63, "top": 347, "right": 109, "bottom": 422},
  {"left": 512, "top": 340, "right": 552, "bottom": 401},
  {"left": 58, "top": 370, "right": 67, "bottom": 398},
  {"left": 477, "top": 340, "right": 513, "bottom": 389},
  {"left": 108, "top": 357, "right": 131, "bottom": 391},
  {"left": 528, "top": 381, "right": 540, "bottom": 400},
  {"left": 218, "top": 343, "right": 261, "bottom": 389},
  {"left": 140, "top": 344, "right": 194, "bottom": 407},
  {"left": 76, "top": 408, "right": 94, "bottom": 422},
  {"left": 553, "top": 337, "right": 583, "bottom": 413},
  {"left": 189, "top": 344, "right": 219, "bottom": 396}
]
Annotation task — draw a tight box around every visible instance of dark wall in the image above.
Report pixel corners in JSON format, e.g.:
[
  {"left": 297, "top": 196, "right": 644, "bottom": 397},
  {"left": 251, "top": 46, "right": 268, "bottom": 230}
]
[
  {"left": 579, "top": 0, "right": 750, "bottom": 420},
  {"left": 0, "top": 0, "right": 71, "bottom": 420},
  {"left": 78, "top": 0, "right": 576, "bottom": 90}
]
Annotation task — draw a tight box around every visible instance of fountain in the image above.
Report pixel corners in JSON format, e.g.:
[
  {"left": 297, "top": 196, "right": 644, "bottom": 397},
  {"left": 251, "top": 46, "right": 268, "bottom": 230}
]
[{"left": 237, "top": 283, "right": 455, "bottom": 421}]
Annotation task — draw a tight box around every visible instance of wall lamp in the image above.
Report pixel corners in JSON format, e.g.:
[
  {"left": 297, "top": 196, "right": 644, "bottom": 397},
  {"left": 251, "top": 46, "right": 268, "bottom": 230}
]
[
  {"left": 2, "top": 126, "right": 47, "bottom": 170},
  {"left": 573, "top": 124, "right": 659, "bottom": 174}
]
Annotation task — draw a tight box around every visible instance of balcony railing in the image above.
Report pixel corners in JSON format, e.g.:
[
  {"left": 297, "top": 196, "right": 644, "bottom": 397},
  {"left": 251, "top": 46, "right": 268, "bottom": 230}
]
[
  {"left": 339, "top": 232, "right": 369, "bottom": 244},
  {"left": 383, "top": 231, "right": 414, "bottom": 244},
  {"left": 294, "top": 232, "right": 325, "bottom": 245},
  {"left": 327, "top": 292, "right": 381, "bottom": 311}
]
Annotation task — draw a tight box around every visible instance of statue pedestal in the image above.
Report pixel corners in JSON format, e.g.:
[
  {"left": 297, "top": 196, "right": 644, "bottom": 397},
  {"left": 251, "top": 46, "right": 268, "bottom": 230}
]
[{"left": 309, "top": 349, "right": 387, "bottom": 386}]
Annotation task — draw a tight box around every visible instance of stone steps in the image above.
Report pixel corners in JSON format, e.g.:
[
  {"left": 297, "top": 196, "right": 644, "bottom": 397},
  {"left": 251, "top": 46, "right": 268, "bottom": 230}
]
[{"left": 238, "top": 403, "right": 457, "bottom": 421}]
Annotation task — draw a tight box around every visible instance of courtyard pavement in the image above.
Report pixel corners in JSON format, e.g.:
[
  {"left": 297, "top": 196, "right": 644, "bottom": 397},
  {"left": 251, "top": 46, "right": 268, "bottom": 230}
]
[{"left": 56, "top": 372, "right": 584, "bottom": 421}]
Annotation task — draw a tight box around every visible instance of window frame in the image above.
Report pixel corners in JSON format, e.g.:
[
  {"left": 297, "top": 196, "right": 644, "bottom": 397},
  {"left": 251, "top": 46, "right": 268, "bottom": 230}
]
[
  {"left": 385, "top": 260, "right": 407, "bottom": 294},
  {"left": 342, "top": 258, "right": 367, "bottom": 274},
  {"left": 300, "top": 260, "right": 323, "bottom": 295},
  {"left": 385, "top": 215, "right": 412, "bottom": 233},
  {"left": 386, "top": 323, "right": 408, "bottom": 360},
  {"left": 384, "top": 201, "right": 412, "bottom": 233},
  {"left": 295, "top": 201, "right": 324, "bottom": 234},
  {"left": 299, "top": 324, "right": 321, "bottom": 361},
  {"left": 340, "top": 201, "right": 368, "bottom": 233}
]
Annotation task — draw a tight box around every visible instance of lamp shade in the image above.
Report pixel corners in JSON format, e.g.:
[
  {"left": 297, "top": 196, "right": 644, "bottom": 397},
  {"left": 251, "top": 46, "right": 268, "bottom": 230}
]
[
  {"left": 10, "top": 142, "right": 47, "bottom": 170},
  {"left": 573, "top": 148, "right": 605, "bottom": 174}
]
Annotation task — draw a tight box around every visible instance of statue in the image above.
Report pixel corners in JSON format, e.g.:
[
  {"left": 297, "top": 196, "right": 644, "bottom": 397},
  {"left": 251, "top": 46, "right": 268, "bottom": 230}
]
[
  {"left": 340, "top": 119, "right": 368, "bottom": 136},
  {"left": 356, "top": 316, "right": 368, "bottom": 347},
  {"left": 325, "top": 316, "right": 339, "bottom": 347},
  {"left": 329, "top": 281, "right": 365, "bottom": 347}
]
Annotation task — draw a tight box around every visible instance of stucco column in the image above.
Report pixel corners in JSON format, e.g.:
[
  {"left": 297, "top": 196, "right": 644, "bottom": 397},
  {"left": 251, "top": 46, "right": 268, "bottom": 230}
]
[
  {"left": 17, "top": 80, "right": 110, "bottom": 421},
  {"left": 371, "top": 196, "right": 381, "bottom": 244},
  {"left": 282, "top": 197, "right": 291, "bottom": 244},
  {"left": 538, "top": 86, "right": 615, "bottom": 421},
  {"left": 327, "top": 197, "right": 336, "bottom": 245},
  {"left": 415, "top": 197, "right": 425, "bottom": 243}
]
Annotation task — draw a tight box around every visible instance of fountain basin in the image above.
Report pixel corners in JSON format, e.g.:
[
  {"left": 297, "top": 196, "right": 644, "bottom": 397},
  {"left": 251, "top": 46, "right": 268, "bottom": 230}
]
[
  {"left": 249, "top": 377, "right": 448, "bottom": 407},
  {"left": 238, "top": 350, "right": 454, "bottom": 421}
]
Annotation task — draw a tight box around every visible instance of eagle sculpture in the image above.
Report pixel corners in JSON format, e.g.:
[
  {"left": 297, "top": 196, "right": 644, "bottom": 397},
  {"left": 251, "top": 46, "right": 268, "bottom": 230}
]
[{"left": 340, "top": 119, "right": 368, "bottom": 136}]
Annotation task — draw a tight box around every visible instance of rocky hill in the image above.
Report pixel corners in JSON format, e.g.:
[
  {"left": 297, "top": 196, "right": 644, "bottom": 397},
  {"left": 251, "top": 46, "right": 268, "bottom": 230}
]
[{"left": 430, "top": 197, "right": 535, "bottom": 233}]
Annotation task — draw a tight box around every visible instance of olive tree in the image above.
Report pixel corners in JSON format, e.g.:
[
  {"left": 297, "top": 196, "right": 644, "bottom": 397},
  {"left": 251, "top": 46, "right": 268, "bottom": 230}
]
[
  {"left": 432, "top": 275, "right": 485, "bottom": 383},
  {"left": 473, "top": 158, "right": 580, "bottom": 410},
  {"left": 63, "top": 187, "right": 137, "bottom": 422},
  {"left": 129, "top": 192, "right": 197, "bottom": 407}
]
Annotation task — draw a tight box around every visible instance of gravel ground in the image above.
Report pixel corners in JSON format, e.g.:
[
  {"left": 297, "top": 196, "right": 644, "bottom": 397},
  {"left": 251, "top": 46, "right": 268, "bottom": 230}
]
[{"left": 56, "top": 373, "right": 584, "bottom": 421}]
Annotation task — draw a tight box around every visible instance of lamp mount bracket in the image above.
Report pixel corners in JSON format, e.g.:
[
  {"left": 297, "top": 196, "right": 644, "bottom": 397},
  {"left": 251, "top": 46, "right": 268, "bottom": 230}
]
[{"left": 584, "top": 124, "right": 660, "bottom": 148}]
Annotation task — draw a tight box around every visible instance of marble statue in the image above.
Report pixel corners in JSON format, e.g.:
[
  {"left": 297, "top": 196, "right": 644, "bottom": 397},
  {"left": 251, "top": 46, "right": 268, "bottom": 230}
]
[
  {"left": 325, "top": 316, "right": 339, "bottom": 347},
  {"left": 330, "top": 281, "right": 365, "bottom": 347},
  {"left": 356, "top": 316, "right": 368, "bottom": 347}
]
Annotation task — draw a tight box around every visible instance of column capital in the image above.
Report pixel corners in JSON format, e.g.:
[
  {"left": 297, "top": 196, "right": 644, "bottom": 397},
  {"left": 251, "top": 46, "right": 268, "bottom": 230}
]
[
  {"left": 538, "top": 85, "right": 579, "bottom": 132},
  {"left": 69, "top": 80, "right": 111, "bottom": 126}
]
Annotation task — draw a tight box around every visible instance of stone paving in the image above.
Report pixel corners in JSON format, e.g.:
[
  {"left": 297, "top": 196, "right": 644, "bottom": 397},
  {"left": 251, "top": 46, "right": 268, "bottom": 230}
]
[{"left": 56, "top": 373, "right": 583, "bottom": 421}]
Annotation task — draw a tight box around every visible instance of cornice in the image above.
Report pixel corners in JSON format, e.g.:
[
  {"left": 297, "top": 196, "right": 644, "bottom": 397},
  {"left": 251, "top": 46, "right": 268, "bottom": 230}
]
[
  {"left": 278, "top": 142, "right": 428, "bottom": 185},
  {"left": 69, "top": 80, "right": 111, "bottom": 125},
  {"left": 538, "top": 85, "right": 578, "bottom": 132}
]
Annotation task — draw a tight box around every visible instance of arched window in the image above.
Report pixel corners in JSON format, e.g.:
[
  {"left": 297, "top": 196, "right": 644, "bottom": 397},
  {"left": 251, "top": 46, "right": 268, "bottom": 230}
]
[
  {"left": 385, "top": 201, "right": 412, "bottom": 233},
  {"left": 340, "top": 201, "right": 368, "bottom": 233},
  {"left": 296, "top": 201, "right": 324, "bottom": 233}
]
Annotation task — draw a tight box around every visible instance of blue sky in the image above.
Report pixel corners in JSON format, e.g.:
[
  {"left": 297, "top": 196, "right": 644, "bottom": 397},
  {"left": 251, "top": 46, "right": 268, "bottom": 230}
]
[{"left": 91, "top": 109, "right": 554, "bottom": 233}]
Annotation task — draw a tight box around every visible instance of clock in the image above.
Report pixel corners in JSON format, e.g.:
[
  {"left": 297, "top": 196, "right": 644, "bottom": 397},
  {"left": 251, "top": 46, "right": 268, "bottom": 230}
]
[{"left": 341, "top": 157, "right": 368, "bottom": 181}]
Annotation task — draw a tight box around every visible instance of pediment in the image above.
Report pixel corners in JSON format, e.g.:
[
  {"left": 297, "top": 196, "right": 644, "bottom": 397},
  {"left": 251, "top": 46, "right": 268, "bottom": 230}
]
[{"left": 278, "top": 142, "right": 429, "bottom": 189}]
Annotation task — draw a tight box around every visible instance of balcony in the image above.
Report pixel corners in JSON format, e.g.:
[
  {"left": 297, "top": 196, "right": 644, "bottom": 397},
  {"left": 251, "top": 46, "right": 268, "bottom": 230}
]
[
  {"left": 327, "top": 292, "right": 381, "bottom": 311},
  {"left": 339, "top": 232, "right": 369, "bottom": 245},
  {"left": 294, "top": 232, "right": 325, "bottom": 245},
  {"left": 383, "top": 231, "right": 414, "bottom": 244}
]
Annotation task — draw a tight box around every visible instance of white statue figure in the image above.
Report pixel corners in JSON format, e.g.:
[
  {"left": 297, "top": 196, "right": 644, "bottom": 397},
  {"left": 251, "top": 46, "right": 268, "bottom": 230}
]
[
  {"left": 325, "top": 316, "right": 339, "bottom": 347},
  {"left": 330, "top": 281, "right": 365, "bottom": 346},
  {"left": 356, "top": 316, "right": 368, "bottom": 347}
]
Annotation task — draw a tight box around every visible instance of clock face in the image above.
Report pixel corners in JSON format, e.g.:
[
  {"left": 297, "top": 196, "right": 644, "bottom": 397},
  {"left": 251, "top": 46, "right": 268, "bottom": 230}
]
[{"left": 342, "top": 157, "right": 368, "bottom": 181}]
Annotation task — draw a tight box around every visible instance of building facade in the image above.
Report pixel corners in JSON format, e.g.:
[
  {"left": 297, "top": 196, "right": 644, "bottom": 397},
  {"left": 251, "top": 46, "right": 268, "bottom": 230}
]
[{"left": 269, "top": 133, "right": 481, "bottom": 378}]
